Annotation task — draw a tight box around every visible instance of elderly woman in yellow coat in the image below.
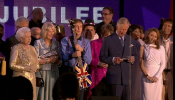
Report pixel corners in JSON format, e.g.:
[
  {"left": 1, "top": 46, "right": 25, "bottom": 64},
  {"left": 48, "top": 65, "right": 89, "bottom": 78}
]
[{"left": 10, "top": 27, "right": 39, "bottom": 100}]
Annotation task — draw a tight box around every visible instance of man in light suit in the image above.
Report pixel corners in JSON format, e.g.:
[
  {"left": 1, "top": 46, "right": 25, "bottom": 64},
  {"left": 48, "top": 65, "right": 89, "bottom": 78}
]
[{"left": 99, "top": 17, "right": 137, "bottom": 100}]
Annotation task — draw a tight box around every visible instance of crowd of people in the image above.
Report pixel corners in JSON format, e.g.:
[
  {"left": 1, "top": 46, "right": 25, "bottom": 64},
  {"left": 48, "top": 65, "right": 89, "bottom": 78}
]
[{"left": 0, "top": 7, "right": 173, "bottom": 100}]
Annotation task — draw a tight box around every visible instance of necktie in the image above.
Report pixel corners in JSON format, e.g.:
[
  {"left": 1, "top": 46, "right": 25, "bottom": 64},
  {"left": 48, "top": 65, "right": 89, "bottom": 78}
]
[
  {"left": 163, "top": 40, "right": 170, "bottom": 69},
  {"left": 120, "top": 37, "right": 124, "bottom": 47}
]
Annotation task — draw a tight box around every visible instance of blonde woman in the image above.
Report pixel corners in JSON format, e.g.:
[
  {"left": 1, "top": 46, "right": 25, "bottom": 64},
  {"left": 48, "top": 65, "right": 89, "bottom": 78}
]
[
  {"left": 34, "top": 22, "right": 61, "bottom": 100},
  {"left": 140, "top": 28, "right": 166, "bottom": 100},
  {"left": 10, "top": 27, "right": 39, "bottom": 100}
]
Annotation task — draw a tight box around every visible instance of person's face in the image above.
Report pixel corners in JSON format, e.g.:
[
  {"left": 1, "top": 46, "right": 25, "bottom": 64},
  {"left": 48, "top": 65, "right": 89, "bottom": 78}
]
[
  {"left": 17, "top": 21, "right": 29, "bottom": 30},
  {"left": 74, "top": 22, "right": 83, "bottom": 35},
  {"left": 101, "top": 9, "right": 113, "bottom": 23},
  {"left": 84, "top": 26, "right": 96, "bottom": 40},
  {"left": 0, "top": 27, "right": 4, "bottom": 39},
  {"left": 34, "top": 29, "right": 41, "bottom": 39},
  {"left": 46, "top": 28, "right": 54, "bottom": 40},
  {"left": 148, "top": 31, "right": 157, "bottom": 44},
  {"left": 33, "top": 9, "right": 43, "bottom": 21},
  {"left": 162, "top": 22, "right": 172, "bottom": 35},
  {"left": 21, "top": 32, "right": 31, "bottom": 45},
  {"left": 131, "top": 28, "right": 141, "bottom": 40},
  {"left": 116, "top": 24, "right": 129, "bottom": 37}
]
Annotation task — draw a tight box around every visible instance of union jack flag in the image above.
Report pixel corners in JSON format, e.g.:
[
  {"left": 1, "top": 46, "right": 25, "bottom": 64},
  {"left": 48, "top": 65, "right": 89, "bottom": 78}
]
[{"left": 75, "top": 61, "right": 92, "bottom": 90}]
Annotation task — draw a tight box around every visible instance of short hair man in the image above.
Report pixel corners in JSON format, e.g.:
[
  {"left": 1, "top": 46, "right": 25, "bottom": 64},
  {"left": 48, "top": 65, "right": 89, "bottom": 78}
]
[
  {"left": 29, "top": 8, "right": 44, "bottom": 29},
  {"left": 100, "top": 17, "right": 137, "bottom": 100},
  {"left": 61, "top": 19, "right": 92, "bottom": 100},
  {"left": 83, "top": 19, "right": 99, "bottom": 41},
  {"left": 30, "top": 27, "right": 41, "bottom": 46},
  {"left": 31, "top": 27, "right": 41, "bottom": 39},
  {"left": 6, "top": 16, "right": 29, "bottom": 79},
  {"left": 96, "top": 7, "right": 116, "bottom": 38},
  {"left": 160, "top": 18, "right": 173, "bottom": 100}
]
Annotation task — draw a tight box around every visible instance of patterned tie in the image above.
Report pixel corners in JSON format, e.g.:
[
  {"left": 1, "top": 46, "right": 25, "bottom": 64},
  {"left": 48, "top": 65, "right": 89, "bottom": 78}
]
[
  {"left": 120, "top": 37, "right": 124, "bottom": 47},
  {"left": 163, "top": 40, "right": 170, "bottom": 69}
]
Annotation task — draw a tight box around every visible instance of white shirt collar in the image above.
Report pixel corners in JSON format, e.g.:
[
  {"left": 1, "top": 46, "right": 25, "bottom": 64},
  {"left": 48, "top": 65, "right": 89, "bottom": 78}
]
[
  {"left": 163, "top": 37, "right": 170, "bottom": 42},
  {"left": 116, "top": 31, "right": 124, "bottom": 40}
]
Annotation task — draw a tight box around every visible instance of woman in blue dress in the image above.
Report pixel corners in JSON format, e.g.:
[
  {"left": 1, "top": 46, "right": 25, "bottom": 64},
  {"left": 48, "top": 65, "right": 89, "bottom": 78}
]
[{"left": 34, "top": 22, "right": 61, "bottom": 100}]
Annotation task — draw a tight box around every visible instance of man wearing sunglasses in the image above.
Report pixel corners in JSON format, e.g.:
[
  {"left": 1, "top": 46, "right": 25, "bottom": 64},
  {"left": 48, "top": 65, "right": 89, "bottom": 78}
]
[{"left": 96, "top": 7, "right": 116, "bottom": 38}]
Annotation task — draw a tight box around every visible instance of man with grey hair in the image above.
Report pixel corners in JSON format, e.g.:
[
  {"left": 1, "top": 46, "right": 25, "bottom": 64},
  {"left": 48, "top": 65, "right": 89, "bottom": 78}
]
[
  {"left": 6, "top": 16, "right": 29, "bottom": 49},
  {"left": 6, "top": 16, "right": 29, "bottom": 79},
  {"left": 29, "top": 8, "right": 44, "bottom": 29},
  {"left": 100, "top": 17, "right": 137, "bottom": 100}
]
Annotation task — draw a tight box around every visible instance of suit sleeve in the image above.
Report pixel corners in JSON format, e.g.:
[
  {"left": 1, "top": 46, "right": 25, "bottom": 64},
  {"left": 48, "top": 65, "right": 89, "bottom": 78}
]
[
  {"left": 99, "top": 37, "right": 114, "bottom": 65},
  {"left": 83, "top": 40, "right": 92, "bottom": 65},
  {"left": 61, "top": 37, "right": 70, "bottom": 62}
]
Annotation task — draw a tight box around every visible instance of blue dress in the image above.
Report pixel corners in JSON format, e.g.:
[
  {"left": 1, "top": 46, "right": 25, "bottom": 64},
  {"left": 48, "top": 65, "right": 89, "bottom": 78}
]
[{"left": 34, "top": 38, "right": 61, "bottom": 100}]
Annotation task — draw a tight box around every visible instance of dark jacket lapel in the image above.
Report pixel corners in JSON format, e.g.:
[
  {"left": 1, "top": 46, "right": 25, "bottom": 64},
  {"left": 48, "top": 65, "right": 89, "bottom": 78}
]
[
  {"left": 111, "top": 33, "right": 123, "bottom": 53},
  {"left": 122, "top": 35, "right": 133, "bottom": 57}
]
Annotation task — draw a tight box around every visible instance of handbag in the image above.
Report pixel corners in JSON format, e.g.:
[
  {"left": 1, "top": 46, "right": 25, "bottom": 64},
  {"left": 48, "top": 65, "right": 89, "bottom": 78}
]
[{"left": 36, "top": 71, "right": 44, "bottom": 87}]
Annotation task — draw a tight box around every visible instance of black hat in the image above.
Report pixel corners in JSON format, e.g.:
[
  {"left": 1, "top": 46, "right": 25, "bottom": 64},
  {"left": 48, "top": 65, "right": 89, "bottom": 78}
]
[{"left": 84, "top": 19, "right": 95, "bottom": 27}]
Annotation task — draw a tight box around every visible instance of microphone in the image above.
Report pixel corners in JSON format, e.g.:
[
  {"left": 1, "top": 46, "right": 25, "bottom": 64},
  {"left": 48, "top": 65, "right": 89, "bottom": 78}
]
[{"left": 44, "top": 15, "right": 57, "bottom": 25}]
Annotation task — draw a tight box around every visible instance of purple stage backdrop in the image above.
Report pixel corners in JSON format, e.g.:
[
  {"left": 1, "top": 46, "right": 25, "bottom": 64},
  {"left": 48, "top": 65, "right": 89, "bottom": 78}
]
[{"left": 0, "top": 0, "right": 171, "bottom": 41}]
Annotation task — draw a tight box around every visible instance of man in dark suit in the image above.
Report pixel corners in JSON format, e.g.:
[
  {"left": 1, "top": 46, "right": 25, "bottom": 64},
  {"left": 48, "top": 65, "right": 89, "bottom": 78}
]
[
  {"left": 29, "top": 8, "right": 43, "bottom": 29},
  {"left": 0, "top": 24, "right": 6, "bottom": 57},
  {"left": 100, "top": 17, "right": 137, "bottom": 100},
  {"left": 6, "top": 16, "right": 29, "bottom": 79},
  {"left": 96, "top": 7, "right": 116, "bottom": 38}
]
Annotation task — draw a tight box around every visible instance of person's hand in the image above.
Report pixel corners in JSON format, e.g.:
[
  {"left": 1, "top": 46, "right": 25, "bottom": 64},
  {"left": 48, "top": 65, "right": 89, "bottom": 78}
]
[
  {"left": 30, "top": 66, "right": 38, "bottom": 72},
  {"left": 146, "top": 76, "right": 154, "bottom": 82},
  {"left": 39, "top": 58, "right": 47, "bottom": 65},
  {"left": 75, "top": 44, "right": 83, "bottom": 52},
  {"left": 102, "top": 64, "right": 108, "bottom": 68},
  {"left": 152, "top": 76, "right": 158, "bottom": 82},
  {"left": 114, "top": 57, "right": 123, "bottom": 64},
  {"left": 128, "top": 56, "right": 135, "bottom": 64},
  {"left": 98, "top": 62, "right": 108, "bottom": 68},
  {"left": 50, "top": 56, "right": 58, "bottom": 63},
  {"left": 72, "top": 51, "right": 81, "bottom": 57}
]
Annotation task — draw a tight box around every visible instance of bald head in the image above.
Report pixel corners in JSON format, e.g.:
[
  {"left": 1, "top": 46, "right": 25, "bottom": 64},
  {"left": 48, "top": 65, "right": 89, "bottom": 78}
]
[
  {"left": 32, "top": 8, "right": 43, "bottom": 22},
  {"left": 31, "top": 27, "right": 41, "bottom": 39}
]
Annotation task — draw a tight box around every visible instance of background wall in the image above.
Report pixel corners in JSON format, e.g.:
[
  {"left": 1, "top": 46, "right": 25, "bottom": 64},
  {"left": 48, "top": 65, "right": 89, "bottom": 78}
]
[{"left": 0, "top": 0, "right": 171, "bottom": 40}]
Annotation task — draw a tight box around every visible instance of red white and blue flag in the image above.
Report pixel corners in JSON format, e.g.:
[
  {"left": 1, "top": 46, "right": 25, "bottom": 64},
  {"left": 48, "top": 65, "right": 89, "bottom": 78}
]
[{"left": 75, "top": 61, "right": 92, "bottom": 90}]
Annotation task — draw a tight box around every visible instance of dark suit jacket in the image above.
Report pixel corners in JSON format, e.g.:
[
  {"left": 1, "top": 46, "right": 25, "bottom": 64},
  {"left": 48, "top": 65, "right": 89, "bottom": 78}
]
[
  {"left": 5, "top": 35, "right": 20, "bottom": 78},
  {"left": 0, "top": 39, "right": 7, "bottom": 57},
  {"left": 100, "top": 33, "right": 137, "bottom": 85},
  {"left": 29, "top": 19, "right": 43, "bottom": 29},
  {"left": 30, "top": 36, "right": 37, "bottom": 46}
]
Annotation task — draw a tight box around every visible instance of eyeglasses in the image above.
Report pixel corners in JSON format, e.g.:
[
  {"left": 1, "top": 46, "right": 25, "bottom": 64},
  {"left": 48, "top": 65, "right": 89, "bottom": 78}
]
[{"left": 101, "top": 13, "right": 111, "bottom": 16}]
